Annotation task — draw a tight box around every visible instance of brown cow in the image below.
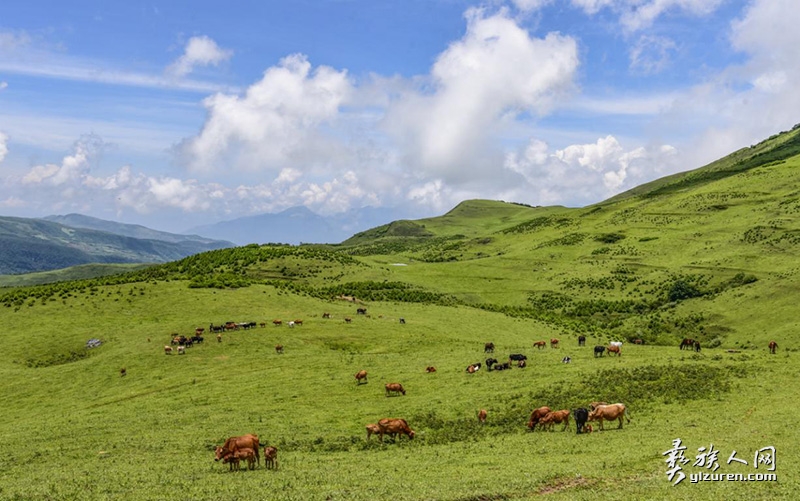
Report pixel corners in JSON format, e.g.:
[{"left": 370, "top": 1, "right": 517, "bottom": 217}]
[
  {"left": 478, "top": 409, "right": 487, "bottom": 424},
  {"left": 425, "top": 366, "right": 437, "bottom": 373},
  {"left": 120, "top": 367, "right": 127, "bottom": 377},
  {"left": 263, "top": 446, "right": 278, "bottom": 470},
  {"left": 588, "top": 403, "right": 630, "bottom": 430},
  {"left": 217, "top": 333, "right": 222, "bottom": 342},
  {"left": 344, "top": 317, "right": 352, "bottom": 323},
  {"left": 633, "top": 338, "right": 643, "bottom": 345},
  {"left": 550, "top": 338, "right": 559, "bottom": 349},
  {"left": 293, "top": 319, "right": 303, "bottom": 326},
  {"left": 259, "top": 322, "right": 266, "bottom": 328},
  {"left": 526, "top": 406, "right": 552, "bottom": 430},
  {"left": 272, "top": 320, "right": 282, "bottom": 326},
  {"left": 223, "top": 447, "right": 257, "bottom": 471},
  {"left": 769, "top": 341, "right": 778, "bottom": 354},
  {"left": 533, "top": 341, "right": 546, "bottom": 350},
  {"left": 385, "top": 383, "right": 406, "bottom": 396},
  {"left": 539, "top": 409, "right": 570, "bottom": 431},
  {"left": 366, "top": 423, "right": 381, "bottom": 441},
  {"left": 377, "top": 418, "right": 415, "bottom": 442},
  {"left": 484, "top": 342, "right": 495, "bottom": 353},
  {"left": 355, "top": 370, "right": 368, "bottom": 385},
  {"left": 275, "top": 344, "right": 284, "bottom": 354},
  {"left": 164, "top": 345, "right": 172, "bottom": 355},
  {"left": 215, "top": 434, "right": 260, "bottom": 468},
  {"left": 606, "top": 345, "right": 621, "bottom": 356}
]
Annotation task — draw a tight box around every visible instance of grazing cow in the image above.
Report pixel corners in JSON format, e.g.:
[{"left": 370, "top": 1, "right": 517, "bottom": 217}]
[
  {"left": 561, "top": 356, "right": 571, "bottom": 364},
  {"left": 527, "top": 406, "right": 552, "bottom": 430},
  {"left": 288, "top": 321, "right": 295, "bottom": 328},
  {"left": 217, "top": 333, "right": 222, "bottom": 342},
  {"left": 594, "top": 346, "right": 605, "bottom": 357},
  {"left": 517, "top": 359, "right": 527, "bottom": 368},
  {"left": 606, "top": 345, "right": 621, "bottom": 356},
  {"left": 191, "top": 335, "right": 204, "bottom": 344},
  {"left": 399, "top": 318, "right": 406, "bottom": 324},
  {"left": 259, "top": 322, "right": 266, "bottom": 328},
  {"left": 355, "top": 370, "right": 368, "bottom": 385},
  {"left": 680, "top": 338, "right": 695, "bottom": 350},
  {"left": 578, "top": 335, "right": 586, "bottom": 346},
  {"left": 273, "top": 320, "right": 282, "bottom": 327},
  {"left": 633, "top": 338, "right": 643, "bottom": 345},
  {"left": 484, "top": 342, "right": 495, "bottom": 353},
  {"left": 322, "top": 313, "right": 331, "bottom": 319},
  {"left": 550, "top": 338, "right": 560, "bottom": 349},
  {"left": 215, "top": 434, "right": 260, "bottom": 468},
  {"left": 588, "top": 403, "right": 630, "bottom": 430},
  {"left": 344, "top": 317, "right": 352, "bottom": 323},
  {"left": 493, "top": 362, "right": 511, "bottom": 371},
  {"left": 164, "top": 345, "right": 172, "bottom": 355},
  {"left": 221, "top": 453, "right": 241, "bottom": 472},
  {"left": 573, "top": 408, "right": 589, "bottom": 434},
  {"left": 509, "top": 354, "right": 527, "bottom": 364},
  {"left": 466, "top": 363, "right": 481, "bottom": 373},
  {"left": 385, "top": 383, "right": 406, "bottom": 396},
  {"left": 177, "top": 345, "right": 185, "bottom": 355},
  {"left": 539, "top": 410, "right": 570, "bottom": 432},
  {"left": 195, "top": 327, "right": 205, "bottom": 336},
  {"left": 769, "top": 341, "right": 778, "bottom": 354},
  {"left": 425, "top": 366, "right": 437, "bottom": 373},
  {"left": 293, "top": 319, "right": 303, "bottom": 326},
  {"left": 275, "top": 344, "right": 284, "bottom": 354},
  {"left": 225, "top": 322, "right": 237, "bottom": 331},
  {"left": 120, "top": 368, "right": 127, "bottom": 377},
  {"left": 478, "top": 409, "right": 487, "bottom": 423},
  {"left": 263, "top": 446, "right": 278, "bottom": 470},
  {"left": 485, "top": 358, "right": 498, "bottom": 370},
  {"left": 533, "top": 341, "right": 546, "bottom": 350},
  {"left": 356, "top": 307, "right": 367, "bottom": 315},
  {"left": 366, "top": 423, "right": 381, "bottom": 441},
  {"left": 377, "top": 418, "right": 415, "bottom": 442}
]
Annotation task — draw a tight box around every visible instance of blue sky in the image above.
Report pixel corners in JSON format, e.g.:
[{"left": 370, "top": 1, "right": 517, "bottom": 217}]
[{"left": 1, "top": 0, "right": 798, "bottom": 232}]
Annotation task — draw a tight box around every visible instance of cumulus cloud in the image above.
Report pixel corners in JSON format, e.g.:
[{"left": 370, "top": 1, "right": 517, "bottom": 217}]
[
  {"left": 572, "top": 0, "right": 724, "bottom": 31},
  {"left": 504, "top": 135, "right": 678, "bottom": 205},
  {"left": 21, "top": 135, "right": 103, "bottom": 186},
  {"left": 167, "top": 36, "right": 233, "bottom": 77},
  {"left": 383, "top": 8, "right": 578, "bottom": 182},
  {"left": 177, "top": 53, "right": 351, "bottom": 172}
]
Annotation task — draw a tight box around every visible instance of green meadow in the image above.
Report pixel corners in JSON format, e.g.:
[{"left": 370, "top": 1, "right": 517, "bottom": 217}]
[{"left": 2, "top": 128, "right": 800, "bottom": 499}]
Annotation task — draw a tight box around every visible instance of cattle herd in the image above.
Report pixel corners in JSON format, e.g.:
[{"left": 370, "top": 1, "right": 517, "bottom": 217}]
[{"left": 190, "top": 308, "right": 781, "bottom": 472}]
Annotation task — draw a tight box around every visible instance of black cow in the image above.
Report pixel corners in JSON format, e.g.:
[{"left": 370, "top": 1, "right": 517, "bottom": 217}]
[
  {"left": 191, "top": 335, "right": 204, "bottom": 344},
  {"left": 578, "top": 335, "right": 586, "bottom": 346},
  {"left": 509, "top": 354, "right": 527, "bottom": 363},
  {"left": 694, "top": 342, "right": 701, "bottom": 352},
  {"left": 399, "top": 318, "right": 405, "bottom": 324},
  {"left": 356, "top": 308, "right": 367, "bottom": 315},
  {"left": 493, "top": 362, "right": 511, "bottom": 371},
  {"left": 573, "top": 408, "right": 589, "bottom": 434},
  {"left": 561, "top": 356, "right": 571, "bottom": 363},
  {"left": 485, "top": 358, "right": 498, "bottom": 370},
  {"left": 594, "top": 346, "right": 605, "bottom": 357}
]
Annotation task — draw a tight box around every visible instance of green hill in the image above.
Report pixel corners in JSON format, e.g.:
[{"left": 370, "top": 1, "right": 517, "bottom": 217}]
[{"left": 1, "top": 127, "right": 799, "bottom": 500}]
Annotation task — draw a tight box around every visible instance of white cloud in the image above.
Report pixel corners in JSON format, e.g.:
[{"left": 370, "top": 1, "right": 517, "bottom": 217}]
[
  {"left": 167, "top": 36, "right": 233, "bottom": 78},
  {"left": 177, "top": 53, "right": 351, "bottom": 172},
  {"left": 21, "top": 135, "right": 103, "bottom": 185},
  {"left": 629, "top": 35, "right": 677, "bottom": 74},
  {"left": 510, "top": 0, "right": 553, "bottom": 12},
  {"left": 0, "top": 132, "right": 7, "bottom": 163},
  {"left": 571, "top": 0, "right": 724, "bottom": 31},
  {"left": 504, "top": 135, "right": 678, "bottom": 205},
  {"left": 383, "top": 7, "right": 578, "bottom": 182}
]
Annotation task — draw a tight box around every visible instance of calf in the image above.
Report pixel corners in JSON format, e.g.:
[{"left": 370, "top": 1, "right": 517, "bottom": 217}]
[
  {"left": 232, "top": 447, "right": 258, "bottom": 471},
  {"left": 385, "top": 383, "right": 406, "bottom": 396},
  {"left": 593, "top": 345, "right": 605, "bottom": 357},
  {"left": 263, "top": 446, "right": 278, "bottom": 470},
  {"left": 539, "top": 409, "right": 570, "bottom": 432}
]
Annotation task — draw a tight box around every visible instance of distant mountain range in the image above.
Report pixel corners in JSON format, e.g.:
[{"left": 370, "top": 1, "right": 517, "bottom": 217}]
[
  {"left": 0, "top": 216, "right": 233, "bottom": 275},
  {"left": 186, "top": 205, "right": 410, "bottom": 245}
]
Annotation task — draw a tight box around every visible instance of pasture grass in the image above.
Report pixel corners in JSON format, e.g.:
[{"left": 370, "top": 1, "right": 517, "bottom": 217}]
[{"left": 0, "top": 281, "right": 797, "bottom": 500}]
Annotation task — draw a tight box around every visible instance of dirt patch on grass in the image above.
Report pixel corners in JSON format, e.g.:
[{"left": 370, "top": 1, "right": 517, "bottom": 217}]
[{"left": 537, "top": 476, "right": 592, "bottom": 495}]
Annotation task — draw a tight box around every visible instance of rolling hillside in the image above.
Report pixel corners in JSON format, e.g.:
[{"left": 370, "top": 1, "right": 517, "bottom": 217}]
[
  {"left": 0, "top": 216, "right": 232, "bottom": 275},
  {"left": 1, "top": 127, "right": 798, "bottom": 500}
]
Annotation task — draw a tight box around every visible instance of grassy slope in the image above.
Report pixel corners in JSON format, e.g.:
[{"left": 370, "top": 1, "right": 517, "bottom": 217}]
[
  {"left": 2, "top": 131, "right": 800, "bottom": 499},
  {"left": 0, "top": 263, "right": 154, "bottom": 287}
]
